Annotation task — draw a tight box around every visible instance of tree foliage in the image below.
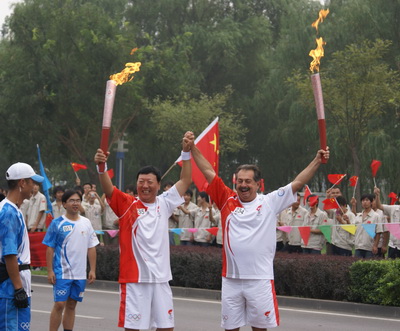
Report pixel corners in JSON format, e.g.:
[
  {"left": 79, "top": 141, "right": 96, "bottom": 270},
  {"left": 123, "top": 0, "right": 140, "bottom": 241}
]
[{"left": 0, "top": 0, "right": 399, "bottom": 198}]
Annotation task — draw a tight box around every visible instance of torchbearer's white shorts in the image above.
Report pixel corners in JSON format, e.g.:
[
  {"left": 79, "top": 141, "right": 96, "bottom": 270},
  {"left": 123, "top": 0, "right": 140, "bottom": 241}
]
[
  {"left": 118, "top": 282, "right": 174, "bottom": 330},
  {"left": 221, "top": 278, "right": 279, "bottom": 330}
]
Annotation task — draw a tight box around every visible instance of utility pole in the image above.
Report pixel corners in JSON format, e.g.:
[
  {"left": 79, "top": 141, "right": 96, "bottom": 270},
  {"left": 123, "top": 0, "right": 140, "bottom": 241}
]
[{"left": 115, "top": 134, "right": 128, "bottom": 191}]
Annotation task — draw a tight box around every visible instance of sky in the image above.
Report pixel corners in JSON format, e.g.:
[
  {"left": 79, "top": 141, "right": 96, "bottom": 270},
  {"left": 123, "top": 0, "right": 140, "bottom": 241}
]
[{"left": 0, "top": 0, "right": 23, "bottom": 27}]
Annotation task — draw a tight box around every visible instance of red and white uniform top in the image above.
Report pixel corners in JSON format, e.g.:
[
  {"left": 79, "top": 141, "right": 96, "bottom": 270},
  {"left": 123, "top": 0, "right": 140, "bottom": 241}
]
[
  {"left": 207, "top": 176, "right": 296, "bottom": 280},
  {"left": 108, "top": 186, "right": 183, "bottom": 283}
]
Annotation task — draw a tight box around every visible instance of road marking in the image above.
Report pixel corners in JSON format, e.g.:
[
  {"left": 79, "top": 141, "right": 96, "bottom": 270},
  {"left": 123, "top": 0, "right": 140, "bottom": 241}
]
[
  {"left": 280, "top": 308, "right": 400, "bottom": 322},
  {"left": 32, "top": 284, "right": 400, "bottom": 322},
  {"left": 32, "top": 309, "right": 103, "bottom": 319}
]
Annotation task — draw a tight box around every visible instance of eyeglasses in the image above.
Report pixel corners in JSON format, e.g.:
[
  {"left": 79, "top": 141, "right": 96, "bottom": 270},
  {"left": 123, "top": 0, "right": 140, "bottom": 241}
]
[{"left": 67, "top": 199, "right": 81, "bottom": 204}]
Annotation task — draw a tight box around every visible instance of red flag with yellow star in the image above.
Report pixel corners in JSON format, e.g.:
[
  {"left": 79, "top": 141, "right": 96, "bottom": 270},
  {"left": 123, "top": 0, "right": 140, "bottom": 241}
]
[{"left": 176, "top": 117, "right": 219, "bottom": 191}]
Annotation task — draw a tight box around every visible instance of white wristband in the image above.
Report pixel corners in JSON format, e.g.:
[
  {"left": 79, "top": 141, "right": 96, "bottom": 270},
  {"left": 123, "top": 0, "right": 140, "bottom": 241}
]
[
  {"left": 96, "top": 163, "right": 108, "bottom": 174},
  {"left": 181, "top": 151, "right": 191, "bottom": 161}
]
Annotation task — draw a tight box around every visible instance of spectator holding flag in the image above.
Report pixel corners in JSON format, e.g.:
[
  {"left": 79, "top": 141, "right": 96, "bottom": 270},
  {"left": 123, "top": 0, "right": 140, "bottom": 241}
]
[
  {"left": 374, "top": 187, "right": 400, "bottom": 258},
  {"left": 331, "top": 196, "right": 355, "bottom": 256},
  {"left": 26, "top": 183, "right": 47, "bottom": 232},
  {"left": 188, "top": 134, "right": 329, "bottom": 331},
  {"left": 354, "top": 194, "right": 381, "bottom": 258},
  {"left": 302, "top": 194, "right": 327, "bottom": 254}
]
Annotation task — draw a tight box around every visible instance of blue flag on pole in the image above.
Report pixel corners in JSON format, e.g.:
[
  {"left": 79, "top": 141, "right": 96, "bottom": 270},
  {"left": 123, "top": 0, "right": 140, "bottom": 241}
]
[{"left": 37, "top": 144, "right": 53, "bottom": 216}]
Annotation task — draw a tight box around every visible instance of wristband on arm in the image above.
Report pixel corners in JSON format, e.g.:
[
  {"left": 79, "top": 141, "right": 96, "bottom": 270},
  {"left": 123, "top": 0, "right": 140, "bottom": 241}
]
[
  {"left": 181, "top": 151, "right": 191, "bottom": 161},
  {"left": 96, "top": 163, "right": 108, "bottom": 174}
]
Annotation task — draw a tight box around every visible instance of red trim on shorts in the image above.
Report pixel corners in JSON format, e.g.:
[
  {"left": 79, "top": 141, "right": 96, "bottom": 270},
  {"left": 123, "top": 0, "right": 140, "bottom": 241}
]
[
  {"left": 271, "top": 280, "right": 280, "bottom": 326},
  {"left": 118, "top": 283, "right": 127, "bottom": 327}
]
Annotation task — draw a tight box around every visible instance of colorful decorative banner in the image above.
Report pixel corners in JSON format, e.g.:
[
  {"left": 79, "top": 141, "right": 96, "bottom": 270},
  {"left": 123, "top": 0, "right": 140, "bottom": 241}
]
[
  {"left": 298, "top": 227, "right": 311, "bottom": 246},
  {"left": 340, "top": 224, "right": 357, "bottom": 235},
  {"left": 95, "top": 230, "right": 105, "bottom": 235},
  {"left": 187, "top": 228, "right": 198, "bottom": 233},
  {"left": 277, "top": 226, "right": 292, "bottom": 233},
  {"left": 318, "top": 225, "right": 332, "bottom": 243},
  {"left": 170, "top": 228, "right": 183, "bottom": 235},
  {"left": 362, "top": 224, "right": 376, "bottom": 239},
  {"left": 385, "top": 223, "right": 400, "bottom": 240},
  {"left": 206, "top": 227, "right": 219, "bottom": 236},
  {"left": 106, "top": 230, "right": 119, "bottom": 238}
]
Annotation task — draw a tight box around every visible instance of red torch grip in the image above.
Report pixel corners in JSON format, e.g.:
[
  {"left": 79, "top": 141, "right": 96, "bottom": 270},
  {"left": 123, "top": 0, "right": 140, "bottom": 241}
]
[
  {"left": 318, "top": 119, "right": 327, "bottom": 164},
  {"left": 99, "top": 128, "right": 110, "bottom": 172}
]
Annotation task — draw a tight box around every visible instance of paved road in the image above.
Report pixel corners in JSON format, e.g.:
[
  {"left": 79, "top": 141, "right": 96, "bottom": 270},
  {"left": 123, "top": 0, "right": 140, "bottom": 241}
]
[{"left": 31, "top": 282, "right": 400, "bottom": 331}]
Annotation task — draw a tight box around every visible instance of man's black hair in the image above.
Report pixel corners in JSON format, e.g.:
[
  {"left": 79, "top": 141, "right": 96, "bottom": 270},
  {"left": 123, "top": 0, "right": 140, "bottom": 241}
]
[
  {"left": 136, "top": 166, "right": 162, "bottom": 183},
  {"left": 62, "top": 190, "right": 83, "bottom": 203}
]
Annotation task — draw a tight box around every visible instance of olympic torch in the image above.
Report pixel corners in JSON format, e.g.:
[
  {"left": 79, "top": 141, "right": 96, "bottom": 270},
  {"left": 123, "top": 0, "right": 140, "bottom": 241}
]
[
  {"left": 309, "top": 9, "right": 329, "bottom": 164},
  {"left": 98, "top": 49, "right": 141, "bottom": 172},
  {"left": 99, "top": 80, "right": 117, "bottom": 172}
]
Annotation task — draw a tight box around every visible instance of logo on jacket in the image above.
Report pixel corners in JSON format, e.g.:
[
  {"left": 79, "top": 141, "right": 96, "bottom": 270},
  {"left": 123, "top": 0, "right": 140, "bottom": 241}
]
[
  {"left": 62, "top": 225, "right": 73, "bottom": 232},
  {"left": 234, "top": 207, "right": 245, "bottom": 215},
  {"left": 168, "top": 309, "right": 173, "bottom": 320},
  {"left": 265, "top": 311, "right": 271, "bottom": 318},
  {"left": 137, "top": 208, "right": 146, "bottom": 215}
]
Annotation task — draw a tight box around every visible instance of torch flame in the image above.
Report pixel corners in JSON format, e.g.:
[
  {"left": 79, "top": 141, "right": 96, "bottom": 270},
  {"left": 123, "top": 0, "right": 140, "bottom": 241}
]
[
  {"left": 309, "top": 37, "right": 326, "bottom": 73},
  {"left": 110, "top": 62, "right": 141, "bottom": 86},
  {"left": 311, "top": 9, "right": 329, "bottom": 33},
  {"left": 309, "top": 9, "right": 329, "bottom": 73}
]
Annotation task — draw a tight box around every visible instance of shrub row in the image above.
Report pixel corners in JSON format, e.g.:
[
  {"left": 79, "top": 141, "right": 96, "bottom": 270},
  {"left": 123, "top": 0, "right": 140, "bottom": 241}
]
[{"left": 95, "top": 245, "right": 400, "bottom": 306}]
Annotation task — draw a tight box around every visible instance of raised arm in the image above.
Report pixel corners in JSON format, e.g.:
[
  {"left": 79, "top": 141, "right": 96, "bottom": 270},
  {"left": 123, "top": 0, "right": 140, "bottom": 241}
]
[
  {"left": 190, "top": 144, "right": 216, "bottom": 184},
  {"left": 94, "top": 149, "right": 114, "bottom": 198},
  {"left": 291, "top": 148, "right": 330, "bottom": 194},
  {"left": 175, "top": 131, "right": 193, "bottom": 196},
  {"left": 374, "top": 187, "right": 384, "bottom": 211}
]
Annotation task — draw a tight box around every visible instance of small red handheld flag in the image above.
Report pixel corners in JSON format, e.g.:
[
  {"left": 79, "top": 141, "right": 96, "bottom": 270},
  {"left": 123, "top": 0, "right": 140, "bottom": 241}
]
[
  {"left": 322, "top": 198, "right": 339, "bottom": 210},
  {"left": 303, "top": 185, "right": 312, "bottom": 205},
  {"left": 327, "top": 174, "right": 345, "bottom": 185},
  {"left": 71, "top": 163, "right": 87, "bottom": 172},
  {"left": 107, "top": 168, "right": 115, "bottom": 179},
  {"left": 370, "top": 160, "right": 382, "bottom": 177},
  {"left": 260, "top": 179, "right": 265, "bottom": 193},
  {"left": 388, "top": 192, "right": 398, "bottom": 205},
  {"left": 308, "top": 195, "right": 319, "bottom": 207},
  {"left": 349, "top": 176, "right": 358, "bottom": 187}
]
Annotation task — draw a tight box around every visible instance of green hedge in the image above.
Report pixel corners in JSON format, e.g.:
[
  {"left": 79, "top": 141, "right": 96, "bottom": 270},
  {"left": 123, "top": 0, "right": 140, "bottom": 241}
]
[
  {"left": 349, "top": 259, "right": 400, "bottom": 306},
  {"left": 95, "top": 245, "right": 400, "bottom": 306}
]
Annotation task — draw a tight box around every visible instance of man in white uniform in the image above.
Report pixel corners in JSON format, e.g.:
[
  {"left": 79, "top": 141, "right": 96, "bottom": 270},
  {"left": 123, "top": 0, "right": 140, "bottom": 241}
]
[
  {"left": 94, "top": 132, "right": 193, "bottom": 331},
  {"left": 189, "top": 138, "right": 329, "bottom": 331}
]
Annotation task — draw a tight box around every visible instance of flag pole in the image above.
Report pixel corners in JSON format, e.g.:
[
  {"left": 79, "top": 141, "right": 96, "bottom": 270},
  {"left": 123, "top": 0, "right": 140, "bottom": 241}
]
[
  {"left": 328, "top": 174, "right": 347, "bottom": 190},
  {"left": 161, "top": 163, "right": 177, "bottom": 180},
  {"left": 352, "top": 177, "right": 358, "bottom": 198}
]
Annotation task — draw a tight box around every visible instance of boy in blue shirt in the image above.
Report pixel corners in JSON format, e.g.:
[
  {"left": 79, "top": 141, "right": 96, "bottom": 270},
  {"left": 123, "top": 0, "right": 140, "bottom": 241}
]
[{"left": 43, "top": 190, "right": 99, "bottom": 331}]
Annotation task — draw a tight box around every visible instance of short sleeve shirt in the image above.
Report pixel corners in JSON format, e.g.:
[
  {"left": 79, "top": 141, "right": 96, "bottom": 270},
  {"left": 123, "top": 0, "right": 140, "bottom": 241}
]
[
  {"left": 207, "top": 176, "right": 296, "bottom": 279},
  {"left": 108, "top": 186, "right": 183, "bottom": 283},
  {"left": 43, "top": 215, "right": 99, "bottom": 279},
  {"left": 0, "top": 199, "right": 31, "bottom": 298}
]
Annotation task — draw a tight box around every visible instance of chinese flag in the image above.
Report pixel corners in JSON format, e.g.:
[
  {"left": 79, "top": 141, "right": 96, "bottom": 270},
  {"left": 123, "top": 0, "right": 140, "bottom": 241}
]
[
  {"left": 322, "top": 198, "right": 340, "bottom": 210},
  {"left": 107, "top": 168, "right": 115, "bottom": 179},
  {"left": 349, "top": 176, "right": 358, "bottom": 187},
  {"left": 71, "top": 162, "right": 87, "bottom": 172},
  {"left": 327, "top": 174, "right": 345, "bottom": 185},
  {"left": 308, "top": 195, "right": 319, "bottom": 207},
  {"left": 370, "top": 160, "right": 382, "bottom": 177},
  {"left": 260, "top": 179, "right": 265, "bottom": 193},
  {"left": 388, "top": 192, "right": 398, "bottom": 205},
  {"left": 176, "top": 118, "right": 219, "bottom": 191},
  {"left": 303, "top": 185, "right": 312, "bottom": 205}
]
